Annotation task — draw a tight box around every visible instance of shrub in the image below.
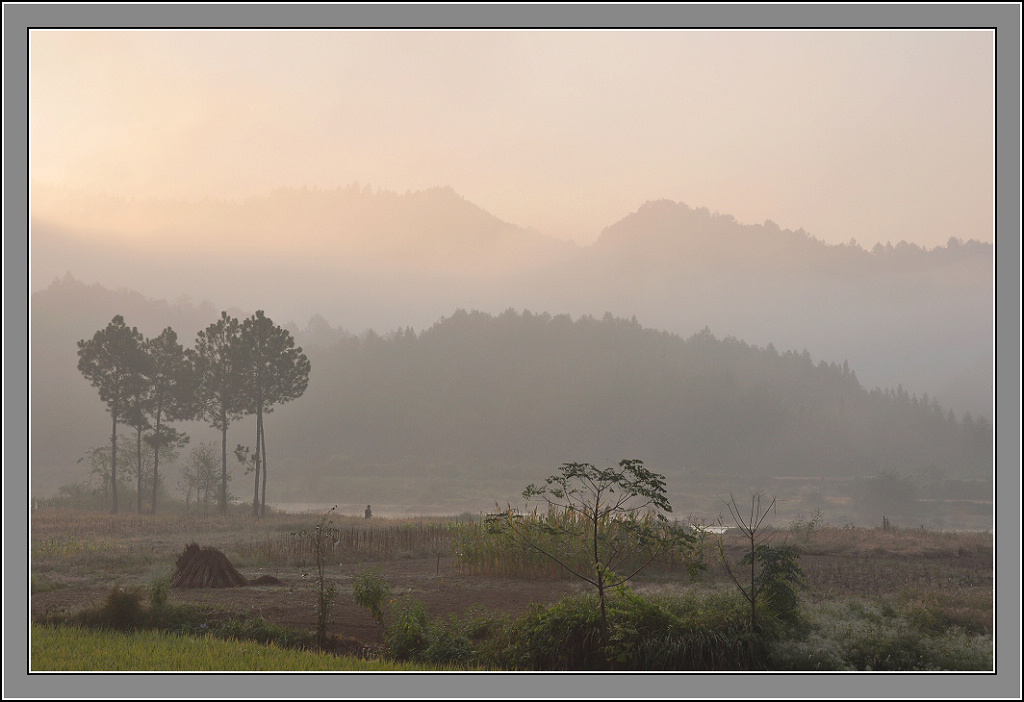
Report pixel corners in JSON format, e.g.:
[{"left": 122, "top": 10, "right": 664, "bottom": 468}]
[
  {"left": 422, "top": 616, "right": 475, "bottom": 665},
  {"left": 505, "top": 593, "right": 607, "bottom": 670},
  {"left": 352, "top": 567, "right": 390, "bottom": 628},
  {"left": 215, "top": 615, "right": 315, "bottom": 650},
  {"left": 768, "top": 599, "right": 993, "bottom": 671},
  {"left": 604, "top": 590, "right": 683, "bottom": 669},
  {"left": 500, "top": 588, "right": 769, "bottom": 671},
  {"left": 383, "top": 598, "right": 432, "bottom": 661},
  {"left": 368, "top": 578, "right": 485, "bottom": 667},
  {"left": 789, "top": 508, "right": 826, "bottom": 541},
  {"left": 97, "top": 586, "right": 146, "bottom": 630},
  {"left": 740, "top": 545, "right": 806, "bottom": 623},
  {"left": 719, "top": 493, "right": 807, "bottom": 628},
  {"left": 614, "top": 588, "right": 769, "bottom": 671},
  {"left": 148, "top": 577, "right": 170, "bottom": 609}
]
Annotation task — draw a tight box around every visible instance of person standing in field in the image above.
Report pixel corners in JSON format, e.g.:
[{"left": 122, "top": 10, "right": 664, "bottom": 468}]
[{"left": 365, "top": 504, "right": 372, "bottom": 519}]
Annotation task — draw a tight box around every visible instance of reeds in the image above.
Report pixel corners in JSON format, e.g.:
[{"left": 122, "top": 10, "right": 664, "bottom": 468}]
[
  {"left": 450, "top": 508, "right": 696, "bottom": 580},
  {"left": 239, "top": 522, "right": 456, "bottom": 567}
]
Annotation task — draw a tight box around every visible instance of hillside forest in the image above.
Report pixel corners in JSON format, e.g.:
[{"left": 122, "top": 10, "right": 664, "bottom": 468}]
[{"left": 31, "top": 276, "right": 992, "bottom": 528}]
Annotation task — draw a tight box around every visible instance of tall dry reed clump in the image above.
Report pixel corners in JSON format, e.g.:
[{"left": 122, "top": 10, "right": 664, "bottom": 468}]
[
  {"left": 239, "top": 520, "right": 456, "bottom": 567},
  {"left": 451, "top": 508, "right": 696, "bottom": 580}
]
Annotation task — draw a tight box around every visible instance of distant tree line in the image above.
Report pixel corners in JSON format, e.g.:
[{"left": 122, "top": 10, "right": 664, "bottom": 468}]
[
  {"left": 275, "top": 308, "right": 990, "bottom": 485},
  {"left": 65, "top": 303, "right": 991, "bottom": 509},
  {"left": 76, "top": 311, "right": 310, "bottom": 516}
]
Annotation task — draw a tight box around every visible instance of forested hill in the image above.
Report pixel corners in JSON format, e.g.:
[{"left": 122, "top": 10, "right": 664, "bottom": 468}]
[
  {"left": 30, "top": 279, "right": 990, "bottom": 504},
  {"left": 276, "top": 308, "right": 991, "bottom": 484}
]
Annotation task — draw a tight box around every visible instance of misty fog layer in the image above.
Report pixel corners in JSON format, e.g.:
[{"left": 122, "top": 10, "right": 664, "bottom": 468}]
[
  {"left": 31, "top": 187, "right": 993, "bottom": 419},
  {"left": 32, "top": 279, "right": 991, "bottom": 513}
]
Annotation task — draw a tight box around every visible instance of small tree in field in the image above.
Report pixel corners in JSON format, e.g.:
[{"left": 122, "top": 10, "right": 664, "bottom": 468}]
[
  {"left": 295, "top": 507, "right": 340, "bottom": 649},
  {"left": 181, "top": 442, "right": 222, "bottom": 514},
  {"left": 718, "top": 492, "right": 806, "bottom": 629},
  {"left": 78, "top": 438, "right": 136, "bottom": 498},
  {"left": 495, "top": 459, "right": 699, "bottom": 627}
]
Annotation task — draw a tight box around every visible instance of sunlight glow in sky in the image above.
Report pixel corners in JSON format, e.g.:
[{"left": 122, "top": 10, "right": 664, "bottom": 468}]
[{"left": 30, "top": 29, "right": 993, "bottom": 248}]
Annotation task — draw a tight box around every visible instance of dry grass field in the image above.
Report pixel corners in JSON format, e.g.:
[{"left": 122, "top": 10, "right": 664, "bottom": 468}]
[{"left": 28, "top": 506, "right": 994, "bottom": 670}]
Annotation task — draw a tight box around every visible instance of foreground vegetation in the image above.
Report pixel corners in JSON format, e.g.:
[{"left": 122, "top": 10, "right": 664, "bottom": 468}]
[
  {"left": 365, "top": 587, "right": 991, "bottom": 671},
  {"left": 29, "top": 503, "right": 993, "bottom": 672},
  {"left": 33, "top": 579, "right": 991, "bottom": 672},
  {"left": 30, "top": 624, "right": 458, "bottom": 672}
]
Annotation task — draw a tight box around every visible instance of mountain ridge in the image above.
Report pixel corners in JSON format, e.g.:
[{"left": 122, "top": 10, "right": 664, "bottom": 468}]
[{"left": 29, "top": 185, "right": 993, "bottom": 419}]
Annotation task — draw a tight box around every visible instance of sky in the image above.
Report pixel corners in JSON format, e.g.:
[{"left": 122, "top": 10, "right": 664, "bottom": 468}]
[{"left": 29, "top": 29, "right": 994, "bottom": 248}]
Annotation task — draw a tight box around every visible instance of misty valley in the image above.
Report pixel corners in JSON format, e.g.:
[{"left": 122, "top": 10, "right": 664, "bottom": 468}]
[
  {"left": 28, "top": 193, "right": 994, "bottom": 672},
  {"left": 22, "top": 24, "right": 1006, "bottom": 678},
  {"left": 33, "top": 278, "right": 991, "bottom": 530},
  {"left": 30, "top": 275, "right": 993, "bottom": 672}
]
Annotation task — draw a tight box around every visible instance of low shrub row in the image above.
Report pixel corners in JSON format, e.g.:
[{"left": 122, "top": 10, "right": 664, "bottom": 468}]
[
  {"left": 35, "top": 576, "right": 992, "bottom": 672},
  {"left": 353, "top": 575, "right": 782, "bottom": 671},
  {"left": 39, "top": 584, "right": 322, "bottom": 653}
]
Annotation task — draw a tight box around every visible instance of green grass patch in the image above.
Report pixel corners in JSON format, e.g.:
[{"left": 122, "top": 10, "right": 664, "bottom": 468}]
[{"left": 30, "top": 624, "right": 464, "bottom": 671}]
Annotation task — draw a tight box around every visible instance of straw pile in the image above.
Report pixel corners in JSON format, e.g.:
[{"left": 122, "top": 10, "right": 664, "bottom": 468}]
[{"left": 171, "top": 542, "right": 249, "bottom": 589}]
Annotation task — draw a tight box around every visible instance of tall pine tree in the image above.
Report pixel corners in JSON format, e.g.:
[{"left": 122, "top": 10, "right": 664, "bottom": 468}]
[
  {"left": 142, "top": 327, "right": 195, "bottom": 513},
  {"left": 76, "top": 316, "right": 147, "bottom": 514},
  {"left": 239, "top": 311, "right": 310, "bottom": 518},
  {"left": 193, "top": 313, "right": 247, "bottom": 513}
]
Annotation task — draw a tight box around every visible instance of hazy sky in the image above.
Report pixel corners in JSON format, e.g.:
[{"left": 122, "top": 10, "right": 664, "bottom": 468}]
[{"left": 30, "top": 30, "right": 993, "bottom": 248}]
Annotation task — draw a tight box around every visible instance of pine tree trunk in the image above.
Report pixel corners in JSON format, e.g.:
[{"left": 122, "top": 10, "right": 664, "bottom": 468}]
[
  {"left": 152, "top": 410, "right": 162, "bottom": 514},
  {"left": 220, "top": 409, "right": 228, "bottom": 514},
  {"left": 136, "top": 429, "right": 143, "bottom": 514},
  {"left": 252, "top": 407, "right": 262, "bottom": 518},
  {"left": 111, "top": 411, "right": 119, "bottom": 514},
  {"left": 260, "top": 414, "right": 268, "bottom": 518}
]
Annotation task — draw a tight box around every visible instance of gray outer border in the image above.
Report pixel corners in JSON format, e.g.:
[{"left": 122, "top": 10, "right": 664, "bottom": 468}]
[{"left": 5, "top": 3, "right": 1020, "bottom": 699}]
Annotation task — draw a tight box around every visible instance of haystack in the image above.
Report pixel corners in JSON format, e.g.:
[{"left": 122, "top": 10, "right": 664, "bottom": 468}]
[{"left": 171, "top": 542, "right": 249, "bottom": 589}]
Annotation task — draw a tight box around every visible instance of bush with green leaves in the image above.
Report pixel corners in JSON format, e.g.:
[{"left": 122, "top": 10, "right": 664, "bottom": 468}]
[
  {"left": 719, "top": 493, "right": 807, "bottom": 628},
  {"left": 504, "top": 593, "right": 607, "bottom": 670},
  {"left": 421, "top": 616, "right": 476, "bottom": 665},
  {"left": 788, "top": 508, "right": 826, "bottom": 541},
  {"left": 368, "top": 585, "right": 774, "bottom": 671},
  {"left": 352, "top": 567, "right": 390, "bottom": 629},
  {"left": 148, "top": 577, "right": 171, "bottom": 609},
  {"left": 382, "top": 597, "right": 433, "bottom": 661},
  {"left": 356, "top": 578, "right": 487, "bottom": 667},
  {"left": 739, "top": 544, "right": 806, "bottom": 623},
  {"left": 214, "top": 615, "right": 316, "bottom": 650},
  {"left": 768, "top": 599, "right": 992, "bottom": 671},
  {"left": 498, "top": 587, "right": 766, "bottom": 671},
  {"left": 377, "top": 597, "right": 478, "bottom": 665},
  {"left": 98, "top": 586, "right": 146, "bottom": 630}
]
